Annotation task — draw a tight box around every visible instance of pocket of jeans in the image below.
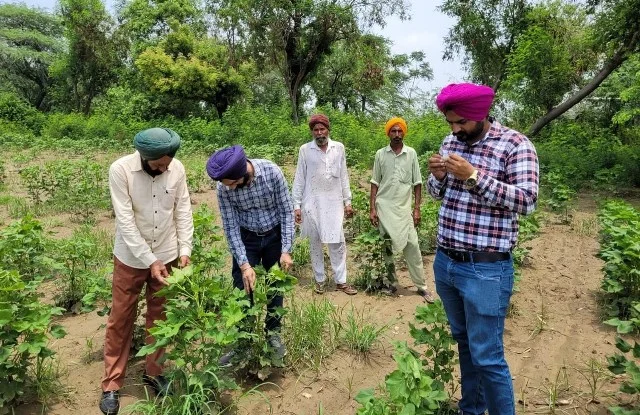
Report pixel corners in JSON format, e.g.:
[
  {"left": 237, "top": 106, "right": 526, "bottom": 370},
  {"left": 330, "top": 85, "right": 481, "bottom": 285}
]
[{"left": 471, "top": 261, "right": 502, "bottom": 281}]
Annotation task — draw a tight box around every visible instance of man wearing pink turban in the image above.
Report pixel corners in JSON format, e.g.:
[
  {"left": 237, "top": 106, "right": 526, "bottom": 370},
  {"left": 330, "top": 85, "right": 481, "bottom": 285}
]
[{"left": 428, "top": 83, "right": 539, "bottom": 415}]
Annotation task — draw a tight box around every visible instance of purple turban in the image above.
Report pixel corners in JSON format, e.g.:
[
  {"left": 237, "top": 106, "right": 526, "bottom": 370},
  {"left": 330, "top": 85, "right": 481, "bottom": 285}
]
[
  {"left": 206, "top": 145, "right": 247, "bottom": 181},
  {"left": 435, "top": 83, "right": 495, "bottom": 121},
  {"left": 309, "top": 114, "right": 330, "bottom": 130}
]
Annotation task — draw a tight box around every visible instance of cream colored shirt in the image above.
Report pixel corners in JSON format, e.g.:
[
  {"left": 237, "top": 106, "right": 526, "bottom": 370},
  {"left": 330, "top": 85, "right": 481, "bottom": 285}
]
[{"left": 109, "top": 151, "right": 193, "bottom": 269}]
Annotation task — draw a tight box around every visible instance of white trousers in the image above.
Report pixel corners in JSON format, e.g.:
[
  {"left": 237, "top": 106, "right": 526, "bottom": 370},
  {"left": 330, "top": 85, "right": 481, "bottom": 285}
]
[{"left": 309, "top": 237, "right": 347, "bottom": 284}]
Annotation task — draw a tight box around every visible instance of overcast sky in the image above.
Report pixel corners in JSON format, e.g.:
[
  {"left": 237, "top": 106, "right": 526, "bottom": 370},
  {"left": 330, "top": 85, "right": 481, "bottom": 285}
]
[{"left": 8, "top": 0, "right": 467, "bottom": 90}]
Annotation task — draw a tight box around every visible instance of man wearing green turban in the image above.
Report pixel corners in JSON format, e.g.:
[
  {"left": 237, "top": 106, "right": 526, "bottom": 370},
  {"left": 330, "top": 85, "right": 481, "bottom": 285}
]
[{"left": 100, "top": 128, "right": 193, "bottom": 415}]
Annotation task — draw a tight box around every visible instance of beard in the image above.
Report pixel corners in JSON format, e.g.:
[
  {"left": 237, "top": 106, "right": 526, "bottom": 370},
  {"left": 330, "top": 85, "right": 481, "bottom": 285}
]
[
  {"left": 234, "top": 172, "right": 252, "bottom": 189},
  {"left": 314, "top": 136, "right": 328, "bottom": 146},
  {"left": 454, "top": 121, "right": 485, "bottom": 143},
  {"left": 142, "top": 159, "right": 163, "bottom": 177}
]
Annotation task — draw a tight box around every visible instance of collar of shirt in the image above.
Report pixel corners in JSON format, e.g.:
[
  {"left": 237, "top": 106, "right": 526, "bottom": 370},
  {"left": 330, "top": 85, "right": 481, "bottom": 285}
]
[
  {"left": 309, "top": 137, "right": 335, "bottom": 152},
  {"left": 464, "top": 119, "right": 504, "bottom": 148},
  {"left": 384, "top": 144, "right": 408, "bottom": 155},
  {"left": 125, "top": 151, "right": 174, "bottom": 173},
  {"left": 248, "top": 158, "right": 263, "bottom": 185}
]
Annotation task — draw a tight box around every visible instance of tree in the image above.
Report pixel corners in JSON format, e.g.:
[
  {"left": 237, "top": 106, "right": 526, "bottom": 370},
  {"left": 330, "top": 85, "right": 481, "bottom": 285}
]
[
  {"left": 439, "top": 0, "right": 530, "bottom": 92},
  {"left": 501, "top": 1, "right": 597, "bottom": 124},
  {"left": 207, "top": 0, "right": 410, "bottom": 123},
  {"left": 0, "top": 4, "right": 64, "bottom": 110},
  {"left": 52, "top": 0, "right": 123, "bottom": 114},
  {"left": 528, "top": 0, "right": 640, "bottom": 135},
  {"left": 134, "top": 25, "right": 251, "bottom": 118}
]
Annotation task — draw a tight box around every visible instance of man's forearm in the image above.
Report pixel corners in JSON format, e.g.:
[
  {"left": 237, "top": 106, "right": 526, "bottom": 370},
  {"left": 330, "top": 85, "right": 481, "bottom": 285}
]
[
  {"left": 369, "top": 184, "right": 378, "bottom": 211},
  {"left": 413, "top": 184, "right": 422, "bottom": 210}
]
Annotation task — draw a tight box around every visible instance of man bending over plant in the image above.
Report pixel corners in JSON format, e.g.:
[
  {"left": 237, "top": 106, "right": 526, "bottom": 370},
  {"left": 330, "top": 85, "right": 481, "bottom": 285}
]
[
  {"left": 100, "top": 128, "right": 194, "bottom": 415},
  {"left": 206, "top": 145, "right": 294, "bottom": 367}
]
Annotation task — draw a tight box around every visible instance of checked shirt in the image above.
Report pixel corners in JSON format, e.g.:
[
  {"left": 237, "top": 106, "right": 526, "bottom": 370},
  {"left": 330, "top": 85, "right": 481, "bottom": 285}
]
[
  {"left": 217, "top": 159, "right": 295, "bottom": 266},
  {"left": 427, "top": 119, "right": 539, "bottom": 252}
]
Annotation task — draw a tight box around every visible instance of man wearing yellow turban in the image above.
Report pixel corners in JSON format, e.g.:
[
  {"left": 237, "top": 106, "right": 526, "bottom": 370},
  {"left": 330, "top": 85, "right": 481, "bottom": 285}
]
[{"left": 369, "top": 117, "right": 435, "bottom": 303}]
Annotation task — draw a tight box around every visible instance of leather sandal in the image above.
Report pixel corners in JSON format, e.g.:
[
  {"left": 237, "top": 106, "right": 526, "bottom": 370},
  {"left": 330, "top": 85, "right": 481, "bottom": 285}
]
[
  {"left": 336, "top": 283, "right": 357, "bottom": 295},
  {"left": 99, "top": 390, "right": 120, "bottom": 415},
  {"left": 418, "top": 288, "right": 436, "bottom": 304}
]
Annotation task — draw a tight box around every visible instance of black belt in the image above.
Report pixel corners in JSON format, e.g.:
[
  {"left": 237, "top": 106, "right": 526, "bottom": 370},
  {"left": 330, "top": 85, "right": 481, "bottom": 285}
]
[
  {"left": 439, "top": 247, "right": 510, "bottom": 263},
  {"left": 240, "top": 225, "right": 280, "bottom": 237}
]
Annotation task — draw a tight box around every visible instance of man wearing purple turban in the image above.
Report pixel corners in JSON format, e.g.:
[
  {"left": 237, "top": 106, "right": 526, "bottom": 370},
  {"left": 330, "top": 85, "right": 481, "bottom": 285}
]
[
  {"left": 101, "top": 128, "right": 193, "bottom": 415},
  {"left": 428, "top": 83, "right": 539, "bottom": 415},
  {"left": 206, "top": 145, "right": 294, "bottom": 367}
]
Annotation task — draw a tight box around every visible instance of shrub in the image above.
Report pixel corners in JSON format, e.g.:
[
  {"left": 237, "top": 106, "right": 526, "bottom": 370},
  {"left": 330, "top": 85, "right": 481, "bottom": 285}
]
[{"left": 0, "top": 268, "right": 66, "bottom": 408}]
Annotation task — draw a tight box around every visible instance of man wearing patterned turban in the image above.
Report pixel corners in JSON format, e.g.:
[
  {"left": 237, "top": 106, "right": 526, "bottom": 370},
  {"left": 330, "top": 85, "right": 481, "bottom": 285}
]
[
  {"left": 206, "top": 145, "right": 294, "bottom": 367},
  {"left": 292, "top": 114, "right": 357, "bottom": 296},
  {"left": 428, "top": 83, "right": 539, "bottom": 415},
  {"left": 369, "top": 117, "right": 435, "bottom": 303},
  {"left": 101, "top": 128, "right": 193, "bottom": 415}
]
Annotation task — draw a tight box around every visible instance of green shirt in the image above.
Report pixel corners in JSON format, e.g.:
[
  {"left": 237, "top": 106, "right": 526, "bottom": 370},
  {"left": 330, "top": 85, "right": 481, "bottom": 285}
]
[{"left": 371, "top": 144, "right": 422, "bottom": 252}]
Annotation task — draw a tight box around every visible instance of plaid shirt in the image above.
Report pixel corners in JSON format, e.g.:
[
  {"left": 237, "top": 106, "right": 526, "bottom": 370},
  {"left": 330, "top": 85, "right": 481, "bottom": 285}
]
[
  {"left": 217, "top": 159, "right": 295, "bottom": 266},
  {"left": 427, "top": 119, "right": 539, "bottom": 252}
]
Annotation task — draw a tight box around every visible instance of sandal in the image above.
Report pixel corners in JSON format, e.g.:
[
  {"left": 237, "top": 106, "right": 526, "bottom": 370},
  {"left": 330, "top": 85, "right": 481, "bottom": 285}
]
[
  {"left": 314, "top": 282, "right": 325, "bottom": 294},
  {"left": 336, "top": 283, "right": 358, "bottom": 295},
  {"left": 418, "top": 288, "right": 436, "bottom": 304}
]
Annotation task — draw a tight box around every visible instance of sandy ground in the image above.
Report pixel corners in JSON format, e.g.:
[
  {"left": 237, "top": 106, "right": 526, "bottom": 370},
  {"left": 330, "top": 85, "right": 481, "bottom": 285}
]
[{"left": 2, "top": 154, "right": 635, "bottom": 415}]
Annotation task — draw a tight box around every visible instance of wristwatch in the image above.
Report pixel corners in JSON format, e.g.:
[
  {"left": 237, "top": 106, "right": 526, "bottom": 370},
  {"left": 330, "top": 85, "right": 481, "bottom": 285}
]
[{"left": 464, "top": 169, "right": 478, "bottom": 189}]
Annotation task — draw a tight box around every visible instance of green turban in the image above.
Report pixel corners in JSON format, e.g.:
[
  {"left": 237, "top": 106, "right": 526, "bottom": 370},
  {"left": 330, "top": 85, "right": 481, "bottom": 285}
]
[{"left": 133, "top": 128, "right": 181, "bottom": 160}]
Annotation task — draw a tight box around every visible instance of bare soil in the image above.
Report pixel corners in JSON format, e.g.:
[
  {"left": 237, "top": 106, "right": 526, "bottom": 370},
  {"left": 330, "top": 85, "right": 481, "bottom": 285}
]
[{"left": 4, "top": 164, "right": 633, "bottom": 414}]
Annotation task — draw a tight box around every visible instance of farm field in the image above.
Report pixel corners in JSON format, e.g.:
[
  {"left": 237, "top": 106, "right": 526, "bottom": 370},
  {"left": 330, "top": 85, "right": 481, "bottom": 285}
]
[{"left": 1, "top": 151, "right": 635, "bottom": 415}]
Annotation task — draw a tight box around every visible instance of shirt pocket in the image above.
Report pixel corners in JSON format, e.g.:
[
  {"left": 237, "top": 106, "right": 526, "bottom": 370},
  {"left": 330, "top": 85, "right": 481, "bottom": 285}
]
[
  {"left": 396, "top": 167, "right": 412, "bottom": 184},
  {"left": 161, "top": 187, "right": 177, "bottom": 209}
]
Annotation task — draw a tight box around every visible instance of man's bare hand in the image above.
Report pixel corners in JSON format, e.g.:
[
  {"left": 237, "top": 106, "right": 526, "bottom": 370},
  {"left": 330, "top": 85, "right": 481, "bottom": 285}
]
[
  {"left": 294, "top": 209, "right": 302, "bottom": 224},
  {"left": 370, "top": 209, "right": 379, "bottom": 227},
  {"left": 280, "top": 253, "right": 293, "bottom": 272},
  {"left": 179, "top": 255, "right": 191, "bottom": 268},
  {"left": 428, "top": 154, "right": 447, "bottom": 181},
  {"left": 241, "top": 265, "right": 256, "bottom": 294},
  {"left": 413, "top": 208, "right": 421, "bottom": 227},
  {"left": 345, "top": 205, "right": 354, "bottom": 219},
  {"left": 444, "top": 154, "right": 475, "bottom": 181},
  {"left": 150, "top": 260, "right": 169, "bottom": 286}
]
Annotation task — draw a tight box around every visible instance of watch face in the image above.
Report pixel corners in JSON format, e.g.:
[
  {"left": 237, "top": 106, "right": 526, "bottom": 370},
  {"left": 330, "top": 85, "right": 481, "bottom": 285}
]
[{"left": 465, "top": 178, "right": 477, "bottom": 188}]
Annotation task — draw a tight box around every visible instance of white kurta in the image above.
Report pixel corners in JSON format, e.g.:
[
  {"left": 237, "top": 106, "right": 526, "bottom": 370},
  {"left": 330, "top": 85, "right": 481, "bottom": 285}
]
[{"left": 292, "top": 139, "right": 352, "bottom": 243}]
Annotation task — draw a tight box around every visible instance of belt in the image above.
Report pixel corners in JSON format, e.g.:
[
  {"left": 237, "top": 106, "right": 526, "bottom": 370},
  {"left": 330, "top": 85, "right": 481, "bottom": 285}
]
[
  {"left": 438, "top": 247, "right": 510, "bottom": 263},
  {"left": 240, "top": 226, "right": 280, "bottom": 237}
]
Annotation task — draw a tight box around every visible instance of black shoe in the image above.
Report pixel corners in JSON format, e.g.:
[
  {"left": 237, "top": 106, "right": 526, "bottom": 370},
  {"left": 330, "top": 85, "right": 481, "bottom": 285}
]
[
  {"left": 99, "top": 390, "right": 120, "bottom": 415},
  {"left": 142, "top": 373, "right": 170, "bottom": 396},
  {"left": 268, "top": 334, "right": 287, "bottom": 361}
]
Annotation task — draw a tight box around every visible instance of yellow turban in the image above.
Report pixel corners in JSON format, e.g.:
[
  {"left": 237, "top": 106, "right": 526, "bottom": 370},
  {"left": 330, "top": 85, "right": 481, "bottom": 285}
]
[{"left": 385, "top": 117, "right": 407, "bottom": 136}]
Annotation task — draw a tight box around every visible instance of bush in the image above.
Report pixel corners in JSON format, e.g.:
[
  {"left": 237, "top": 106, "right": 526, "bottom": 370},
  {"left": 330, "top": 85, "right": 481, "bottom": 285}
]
[
  {"left": 0, "top": 268, "right": 66, "bottom": 408},
  {"left": 0, "top": 92, "right": 46, "bottom": 133}
]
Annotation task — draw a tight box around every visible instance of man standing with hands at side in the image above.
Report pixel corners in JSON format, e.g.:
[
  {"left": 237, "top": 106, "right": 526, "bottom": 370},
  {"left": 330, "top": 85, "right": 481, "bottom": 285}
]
[
  {"left": 427, "top": 83, "right": 539, "bottom": 415},
  {"left": 370, "top": 117, "right": 435, "bottom": 302},
  {"left": 292, "top": 113, "right": 357, "bottom": 295}
]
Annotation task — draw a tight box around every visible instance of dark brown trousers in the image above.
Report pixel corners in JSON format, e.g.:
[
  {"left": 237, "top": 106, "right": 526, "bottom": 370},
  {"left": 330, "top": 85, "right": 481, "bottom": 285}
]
[{"left": 101, "top": 256, "right": 172, "bottom": 391}]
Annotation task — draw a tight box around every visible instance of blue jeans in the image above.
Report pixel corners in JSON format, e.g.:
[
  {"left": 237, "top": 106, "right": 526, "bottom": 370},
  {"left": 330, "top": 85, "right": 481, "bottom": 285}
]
[
  {"left": 231, "top": 226, "right": 284, "bottom": 333},
  {"left": 433, "top": 249, "right": 515, "bottom": 415}
]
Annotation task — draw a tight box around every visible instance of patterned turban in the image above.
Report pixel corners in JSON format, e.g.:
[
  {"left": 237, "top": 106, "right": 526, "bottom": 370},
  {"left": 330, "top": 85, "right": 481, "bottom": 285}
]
[
  {"left": 435, "top": 83, "right": 495, "bottom": 121},
  {"left": 133, "top": 128, "right": 181, "bottom": 160},
  {"left": 309, "top": 114, "right": 330, "bottom": 130},
  {"left": 385, "top": 117, "right": 408, "bottom": 136},
  {"left": 206, "top": 145, "right": 248, "bottom": 181}
]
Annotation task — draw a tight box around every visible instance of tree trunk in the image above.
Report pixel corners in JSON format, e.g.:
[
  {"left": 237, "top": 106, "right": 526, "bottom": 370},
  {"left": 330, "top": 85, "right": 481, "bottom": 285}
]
[{"left": 528, "top": 30, "right": 639, "bottom": 136}]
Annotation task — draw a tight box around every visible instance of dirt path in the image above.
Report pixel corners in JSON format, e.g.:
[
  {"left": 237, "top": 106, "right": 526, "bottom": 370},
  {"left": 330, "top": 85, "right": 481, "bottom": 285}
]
[{"left": 13, "top": 195, "right": 627, "bottom": 415}]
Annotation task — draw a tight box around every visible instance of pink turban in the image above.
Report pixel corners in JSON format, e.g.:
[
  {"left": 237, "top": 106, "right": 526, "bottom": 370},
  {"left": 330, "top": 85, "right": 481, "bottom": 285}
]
[
  {"left": 435, "top": 83, "right": 495, "bottom": 121},
  {"left": 309, "top": 114, "right": 330, "bottom": 130}
]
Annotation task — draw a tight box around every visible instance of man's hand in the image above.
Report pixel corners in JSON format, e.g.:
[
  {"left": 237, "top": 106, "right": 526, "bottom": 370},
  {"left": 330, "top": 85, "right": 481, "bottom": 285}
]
[
  {"left": 150, "top": 259, "right": 169, "bottom": 286},
  {"left": 345, "top": 205, "right": 354, "bottom": 219},
  {"left": 428, "top": 154, "right": 448, "bottom": 181},
  {"left": 444, "top": 154, "right": 475, "bottom": 181},
  {"left": 240, "top": 264, "right": 256, "bottom": 295},
  {"left": 280, "top": 253, "right": 293, "bottom": 272},
  {"left": 370, "top": 209, "right": 379, "bottom": 227},
  {"left": 179, "top": 255, "right": 191, "bottom": 268},
  {"left": 413, "top": 208, "right": 421, "bottom": 227},
  {"left": 294, "top": 208, "right": 302, "bottom": 224}
]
